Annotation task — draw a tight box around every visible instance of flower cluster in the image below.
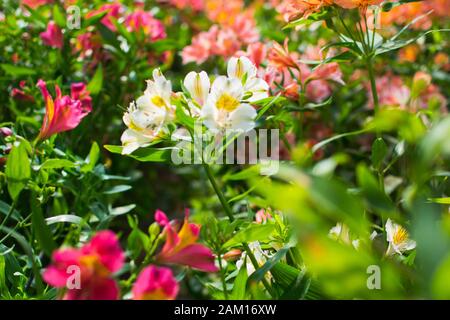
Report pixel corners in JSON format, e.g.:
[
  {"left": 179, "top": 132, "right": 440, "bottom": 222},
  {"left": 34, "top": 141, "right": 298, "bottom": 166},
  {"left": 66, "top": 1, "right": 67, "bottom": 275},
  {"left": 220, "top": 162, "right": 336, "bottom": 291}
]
[
  {"left": 121, "top": 57, "right": 269, "bottom": 154},
  {"left": 44, "top": 209, "right": 216, "bottom": 300}
]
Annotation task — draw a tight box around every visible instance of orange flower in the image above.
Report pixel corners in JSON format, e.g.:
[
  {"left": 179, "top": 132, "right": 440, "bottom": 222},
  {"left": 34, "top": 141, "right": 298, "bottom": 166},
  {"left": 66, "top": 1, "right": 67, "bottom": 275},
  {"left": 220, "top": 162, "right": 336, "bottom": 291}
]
[
  {"left": 334, "top": 0, "right": 383, "bottom": 11},
  {"left": 268, "top": 39, "right": 299, "bottom": 70},
  {"left": 280, "top": 0, "right": 334, "bottom": 22}
]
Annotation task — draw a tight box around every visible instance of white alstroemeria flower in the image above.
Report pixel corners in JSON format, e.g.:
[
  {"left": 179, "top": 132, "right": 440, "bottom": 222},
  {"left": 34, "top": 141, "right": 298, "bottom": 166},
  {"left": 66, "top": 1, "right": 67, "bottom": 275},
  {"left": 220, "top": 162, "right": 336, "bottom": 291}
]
[
  {"left": 201, "top": 76, "right": 257, "bottom": 133},
  {"left": 183, "top": 71, "right": 210, "bottom": 114},
  {"left": 385, "top": 219, "right": 416, "bottom": 256},
  {"left": 138, "top": 68, "right": 175, "bottom": 118},
  {"left": 227, "top": 56, "right": 269, "bottom": 103},
  {"left": 120, "top": 69, "right": 174, "bottom": 155},
  {"left": 236, "top": 241, "right": 272, "bottom": 279},
  {"left": 120, "top": 101, "right": 167, "bottom": 154}
]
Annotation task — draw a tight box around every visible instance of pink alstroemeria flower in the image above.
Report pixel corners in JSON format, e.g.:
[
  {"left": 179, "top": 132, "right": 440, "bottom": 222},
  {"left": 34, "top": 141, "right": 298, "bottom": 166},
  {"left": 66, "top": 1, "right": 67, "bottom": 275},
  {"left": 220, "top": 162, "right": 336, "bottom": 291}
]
[
  {"left": 21, "top": 0, "right": 53, "bottom": 8},
  {"left": 40, "top": 21, "right": 63, "bottom": 49},
  {"left": 155, "top": 210, "right": 218, "bottom": 272},
  {"left": 37, "top": 80, "right": 92, "bottom": 140},
  {"left": 43, "top": 230, "right": 125, "bottom": 300},
  {"left": 132, "top": 265, "right": 179, "bottom": 300},
  {"left": 87, "top": 3, "right": 122, "bottom": 31},
  {"left": 124, "top": 10, "right": 166, "bottom": 42}
]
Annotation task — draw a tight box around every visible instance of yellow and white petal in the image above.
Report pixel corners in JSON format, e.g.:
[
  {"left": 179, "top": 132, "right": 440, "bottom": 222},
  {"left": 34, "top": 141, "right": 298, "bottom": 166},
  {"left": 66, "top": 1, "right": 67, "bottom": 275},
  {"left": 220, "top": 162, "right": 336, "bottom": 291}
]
[
  {"left": 210, "top": 76, "right": 244, "bottom": 104},
  {"left": 227, "top": 56, "right": 257, "bottom": 81},
  {"left": 184, "top": 71, "right": 210, "bottom": 106},
  {"left": 121, "top": 129, "right": 153, "bottom": 155},
  {"left": 244, "top": 78, "right": 269, "bottom": 102}
]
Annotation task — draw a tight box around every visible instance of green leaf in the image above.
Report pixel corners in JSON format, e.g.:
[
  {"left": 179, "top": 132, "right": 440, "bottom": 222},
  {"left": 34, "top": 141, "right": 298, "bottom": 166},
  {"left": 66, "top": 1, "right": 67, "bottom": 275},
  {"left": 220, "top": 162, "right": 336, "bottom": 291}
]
[
  {"left": 40, "top": 159, "right": 76, "bottom": 170},
  {"left": 230, "top": 263, "right": 248, "bottom": 299},
  {"left": 52, "top": 5, "right": 66, "bottom": 27},
  {"left": 223, "top": 224, "right": 275, "bottom": 248},
  {"left": 45, "top": 215, "right": 83, "bottom": 225},
  {"left": 382, "top": 0, "right": 423, "bottom": 12},
  {"left": 1, "top": 64, "right": 36, "bottom": 77},
  {"left": 0, "top": 226, "right": 43, "bottom": 293},
  {"left": 371, "top": 138, "right": 387, "bottom": 170},
  {"left": 280, "top": 269, "right": 311, "bottom": 300},
  {"left": 248, "top": 243, "right": 293, "bottom": 284},
  {"left": 428, "top": 198, "right": 450, "bottom": 204},
  {"left": 356, "top": 164, "right": 397, "bottom": 217},
  {"left": 0, "top": 255, "right": 6, "bottom": 296},
  {"left": 87, "top": 64, "right": 103, "bottom": 95},
  {"left": 82, "top": 142, "right": 100, "bottom": 173},
  {"left": 175, "top": 103, "right": 195, "bottom": 130},
  {"left": 104, "top": 145, "right": 173, "bottom": 163},
  {"left": 31, "top": 195, "right": 57, "bottom": 257},
  {"left": 103, "top": 185, "right": 132, "bottom": 195},
  {"left": 5, "top": 141, "right": 31, "bottom": 200}
]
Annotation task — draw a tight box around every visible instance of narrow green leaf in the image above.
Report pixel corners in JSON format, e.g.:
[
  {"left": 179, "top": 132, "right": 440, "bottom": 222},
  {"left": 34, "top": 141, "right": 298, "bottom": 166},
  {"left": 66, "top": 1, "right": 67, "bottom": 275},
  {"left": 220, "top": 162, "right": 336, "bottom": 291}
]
[
  {"left": 87, "top": 64, "right": 103, "bottom": 95},
  {"left": 5, "top": 141, "right": 31, "bottom": 200},
  {"left": 231, "top": 263, "right": 248, "bottom": 299},
  {"left": 40, "top": 159, "right": 76, "bottom": 170},
  {"left": 31, "top": 195, "right": 56, "bottom": 257}
]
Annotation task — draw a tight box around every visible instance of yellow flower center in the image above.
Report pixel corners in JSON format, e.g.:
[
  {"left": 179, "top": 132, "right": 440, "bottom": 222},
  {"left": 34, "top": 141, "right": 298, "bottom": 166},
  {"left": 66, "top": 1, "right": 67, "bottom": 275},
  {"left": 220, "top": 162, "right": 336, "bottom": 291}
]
[
  {"left": 79, "top": 254, "right": 110, "bottom": 278},
  {"left": 151, "top": 96, "right": 166, "bottom": 108},
  {"left": 216, "top": 94, "right": 240, "bottom": 112},
  {"left": 393, "top": 227, "right": 408, "bottom": 245}
]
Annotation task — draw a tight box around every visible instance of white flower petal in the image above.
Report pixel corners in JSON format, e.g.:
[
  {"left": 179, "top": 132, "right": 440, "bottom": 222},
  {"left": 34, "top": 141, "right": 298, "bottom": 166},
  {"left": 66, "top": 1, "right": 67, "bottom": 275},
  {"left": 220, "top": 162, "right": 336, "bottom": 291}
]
[
  {"left": 228, "top": 104, "right": 256, "bottom": 132},
  {"left": 227, "top": 56, "right": 257, "bottom": 80},
  {"left": 184, "top": 71, "right": 210, "bottom": 106},
  {"left": 244, "top": 78, "right": 269, "bottom": 102}
]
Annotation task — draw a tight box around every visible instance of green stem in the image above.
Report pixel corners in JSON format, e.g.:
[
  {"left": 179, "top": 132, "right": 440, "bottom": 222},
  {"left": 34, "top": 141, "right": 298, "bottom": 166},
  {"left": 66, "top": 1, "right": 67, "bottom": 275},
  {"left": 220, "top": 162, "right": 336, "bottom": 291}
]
[
  {"left": 217, "top": 254, "right": 229, "bottom": 299},
  {"left": 202, "top": 163, "right": 276, "bottom": 298},
  {"left": 366, "top": 57, "right": 379, "bottom": 113},
  {"left": 0, "top": 199, "right": 16, "bottom": 231}
]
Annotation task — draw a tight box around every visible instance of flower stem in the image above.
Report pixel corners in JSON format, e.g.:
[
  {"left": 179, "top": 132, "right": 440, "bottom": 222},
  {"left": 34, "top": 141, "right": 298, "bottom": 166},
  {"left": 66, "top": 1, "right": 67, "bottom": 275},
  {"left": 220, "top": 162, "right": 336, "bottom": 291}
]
[
  {"left": 202, "top": 163, "right": 276, "bottom": 298},
  {"left": 366, "top": 57, "right": 379, "bottom": 113},
  {"left": 217, "top": 254, "right": 229, "bottom": 299},
  {"left": 0, "top": 199, "right": 16, "bottom": 231}
]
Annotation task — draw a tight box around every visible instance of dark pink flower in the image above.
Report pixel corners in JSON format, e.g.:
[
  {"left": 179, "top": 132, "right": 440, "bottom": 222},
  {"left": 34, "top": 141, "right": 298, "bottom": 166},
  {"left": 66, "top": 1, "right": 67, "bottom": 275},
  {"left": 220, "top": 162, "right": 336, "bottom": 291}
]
[
  {"left": 132, "top": 266, "right": 179, "bottom": 300},
  {"left": 155, "top": 210, "right": 218, "bottom": 272},
  {"left": 37, "top": 79, "right": 92, "bottom": 140},
  {"left": 43, "top": 230, "right": 125, "bottom": 300},
  {"left": 40, "top": 21, "right": 63, "bottom": 49}
]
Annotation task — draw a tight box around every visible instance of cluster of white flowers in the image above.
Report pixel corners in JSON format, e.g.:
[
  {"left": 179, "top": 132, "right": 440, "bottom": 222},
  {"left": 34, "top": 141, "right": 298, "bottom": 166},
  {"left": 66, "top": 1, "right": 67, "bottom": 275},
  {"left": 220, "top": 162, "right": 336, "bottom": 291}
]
[
  {"left": 328, "top": 219, "right": 416, "bottom": 256},
  {"left": 120, "top": 57, "right": 269, "bottom": 154}
]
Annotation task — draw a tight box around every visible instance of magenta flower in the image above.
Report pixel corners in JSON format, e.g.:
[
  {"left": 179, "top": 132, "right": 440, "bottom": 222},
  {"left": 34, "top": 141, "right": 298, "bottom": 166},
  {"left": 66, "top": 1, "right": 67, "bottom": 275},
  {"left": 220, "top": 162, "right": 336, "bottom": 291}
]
[
  {"left": 37, "top": 79, "right": 92, "bottom": 140},
  {"left": 132, "top": 266, "right": 179, "bottom": 300},
  {"left": 40, "top": 21, "right": 63, "bottom": 49},
  {"left": 155, "top": 210, "right": 218, "bottom": 272},
  {"left": 43, "top": 230, "right": 125, "bottom": 300}
]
